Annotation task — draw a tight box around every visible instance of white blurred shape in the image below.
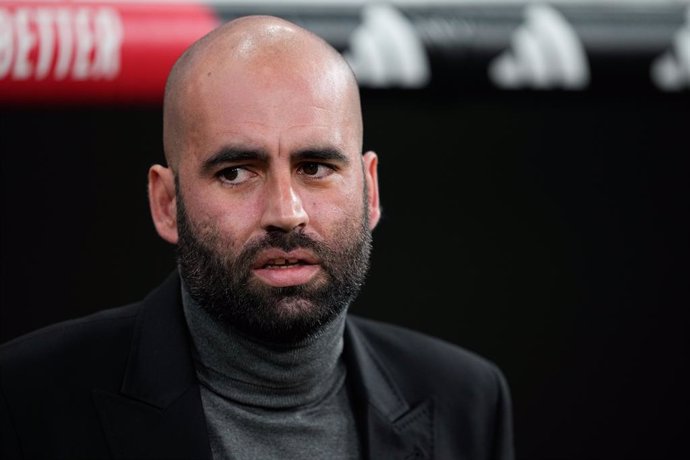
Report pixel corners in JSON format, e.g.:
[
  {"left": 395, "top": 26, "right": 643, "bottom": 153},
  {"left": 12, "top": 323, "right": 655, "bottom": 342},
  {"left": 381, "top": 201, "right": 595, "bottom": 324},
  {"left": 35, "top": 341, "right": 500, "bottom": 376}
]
[
  {"left": 514, "top": 26, "right": 551, "bottom": 88},
  {"left": 345, "top": 3, "right": 430, "bottom": 88},
  {"left": 651, "top": 7, "right": 690, "bottom": 91},
  {"left": 489, "top": 3, "right": 589, "bottom": 90}
]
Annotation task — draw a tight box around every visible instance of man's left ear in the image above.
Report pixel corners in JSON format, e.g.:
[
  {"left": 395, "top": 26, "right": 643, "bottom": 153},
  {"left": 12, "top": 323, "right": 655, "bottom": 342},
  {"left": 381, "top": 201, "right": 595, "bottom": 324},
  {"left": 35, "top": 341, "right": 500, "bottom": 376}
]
[
  {"left": 148, "top": 165, "right": 179, "bottom": 244},
  {"left": 362, "top": 151, "right": 381, "bottom": 229}
]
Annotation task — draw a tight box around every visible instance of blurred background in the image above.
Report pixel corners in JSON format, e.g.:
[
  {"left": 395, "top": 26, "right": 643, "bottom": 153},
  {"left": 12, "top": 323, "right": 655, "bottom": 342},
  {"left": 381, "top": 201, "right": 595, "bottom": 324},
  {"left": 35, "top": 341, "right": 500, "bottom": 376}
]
[{"left": 1, "top": 0, "right": 689, "bottom": 458}]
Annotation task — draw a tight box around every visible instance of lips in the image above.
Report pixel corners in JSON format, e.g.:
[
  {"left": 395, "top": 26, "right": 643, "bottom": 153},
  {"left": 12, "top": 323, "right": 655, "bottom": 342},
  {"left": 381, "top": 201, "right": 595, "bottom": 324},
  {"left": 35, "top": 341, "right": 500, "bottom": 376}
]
[
  {"left": 252, "top": 249, "right": 319, "bottom": 269},
  {"left": 261, "top": 258, "right": 305, "bottom": 268},
  {"left": 251, "top": 249, "right": 321, "bottom": 287}
]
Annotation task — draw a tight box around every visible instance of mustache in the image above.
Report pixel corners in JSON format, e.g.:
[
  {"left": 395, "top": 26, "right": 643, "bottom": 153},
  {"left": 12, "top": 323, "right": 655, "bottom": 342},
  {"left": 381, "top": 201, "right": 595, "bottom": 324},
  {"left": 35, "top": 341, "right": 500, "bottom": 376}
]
[{"left": 250, "top": 230, "right": 322, "bottom": 253}]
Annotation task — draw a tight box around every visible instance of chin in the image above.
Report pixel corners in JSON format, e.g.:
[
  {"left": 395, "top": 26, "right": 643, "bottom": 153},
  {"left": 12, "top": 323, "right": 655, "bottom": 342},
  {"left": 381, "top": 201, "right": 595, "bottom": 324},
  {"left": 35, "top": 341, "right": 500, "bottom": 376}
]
[{"left": 273, "top": 296, "right": 318, "bottom": 318}]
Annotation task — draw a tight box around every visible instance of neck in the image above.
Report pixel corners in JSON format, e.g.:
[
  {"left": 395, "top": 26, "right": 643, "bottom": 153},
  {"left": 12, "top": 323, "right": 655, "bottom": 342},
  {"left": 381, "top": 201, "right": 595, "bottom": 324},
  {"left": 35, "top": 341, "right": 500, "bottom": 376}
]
[{"left": 181, "top": 283, "right": 347, "bottom": 409}]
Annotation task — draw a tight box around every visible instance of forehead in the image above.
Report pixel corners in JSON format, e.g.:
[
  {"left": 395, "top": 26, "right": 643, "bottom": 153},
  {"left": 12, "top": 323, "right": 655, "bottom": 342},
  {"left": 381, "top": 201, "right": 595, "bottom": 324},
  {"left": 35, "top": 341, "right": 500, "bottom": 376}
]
[{"left": 180, "top": 55, "right": 360, "bottom": 160}]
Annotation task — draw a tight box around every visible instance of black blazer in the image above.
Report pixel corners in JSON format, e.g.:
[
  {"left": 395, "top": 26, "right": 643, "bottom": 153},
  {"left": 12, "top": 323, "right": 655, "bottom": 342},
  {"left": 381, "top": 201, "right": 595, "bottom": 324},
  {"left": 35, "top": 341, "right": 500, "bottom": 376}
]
[{"left": 1, "top": 272, "right": 514, "bottom": 460}]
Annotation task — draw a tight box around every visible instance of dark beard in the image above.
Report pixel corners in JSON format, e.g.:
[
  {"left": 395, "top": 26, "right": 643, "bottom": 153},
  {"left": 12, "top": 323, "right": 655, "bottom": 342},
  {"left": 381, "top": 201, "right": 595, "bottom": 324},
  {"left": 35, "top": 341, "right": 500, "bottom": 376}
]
[{"left": 175, "top": 188, "right": 372, "bottom": 345}]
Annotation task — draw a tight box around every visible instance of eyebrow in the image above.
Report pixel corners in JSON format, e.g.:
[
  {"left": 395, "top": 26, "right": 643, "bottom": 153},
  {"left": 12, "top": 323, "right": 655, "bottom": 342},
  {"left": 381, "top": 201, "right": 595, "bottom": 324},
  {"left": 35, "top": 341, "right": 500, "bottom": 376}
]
[
  {"left": 201, "top": 148, "right": 269, "bottom": 174},
  {"left": 201, "top": 146, "right": 350, "bottom": 174},
  {"left": 292, "top": 148, "right": 351, "bottom": 165}
]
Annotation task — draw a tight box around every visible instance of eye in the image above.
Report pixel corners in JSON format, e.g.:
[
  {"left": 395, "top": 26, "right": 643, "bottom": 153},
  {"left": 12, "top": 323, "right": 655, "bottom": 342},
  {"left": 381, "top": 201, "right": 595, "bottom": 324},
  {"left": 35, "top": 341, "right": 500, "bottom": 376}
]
[
  {"left": 217, "top": 167, "right": 256, "bottom": 185},
  {"left": 298, "top": 162, "right": 334, "bottom": 179}
]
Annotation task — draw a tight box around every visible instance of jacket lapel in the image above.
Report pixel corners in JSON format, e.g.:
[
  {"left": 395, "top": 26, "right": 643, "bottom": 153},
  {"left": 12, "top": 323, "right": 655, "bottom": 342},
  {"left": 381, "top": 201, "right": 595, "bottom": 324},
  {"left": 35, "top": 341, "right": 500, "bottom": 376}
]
[
  {"left": 344, "top": 320, "right": 435, "bottom": 460},
  {"left": 92, "top": 272, "right": 211, "bottom": 460}
]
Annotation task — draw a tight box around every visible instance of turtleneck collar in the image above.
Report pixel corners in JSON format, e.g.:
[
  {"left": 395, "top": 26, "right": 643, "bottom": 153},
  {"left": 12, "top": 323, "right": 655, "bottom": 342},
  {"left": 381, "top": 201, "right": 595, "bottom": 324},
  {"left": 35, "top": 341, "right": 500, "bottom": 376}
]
[{"left": 181, "top": 282, "right": 347, "bottom": 409}]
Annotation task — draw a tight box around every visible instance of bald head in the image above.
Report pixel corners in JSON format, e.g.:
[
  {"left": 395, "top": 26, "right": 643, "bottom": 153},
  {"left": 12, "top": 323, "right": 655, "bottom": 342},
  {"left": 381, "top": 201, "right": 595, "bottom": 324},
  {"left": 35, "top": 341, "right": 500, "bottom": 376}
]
[{"left": 162, "top": 15, "right": 362, "bottom": 170}]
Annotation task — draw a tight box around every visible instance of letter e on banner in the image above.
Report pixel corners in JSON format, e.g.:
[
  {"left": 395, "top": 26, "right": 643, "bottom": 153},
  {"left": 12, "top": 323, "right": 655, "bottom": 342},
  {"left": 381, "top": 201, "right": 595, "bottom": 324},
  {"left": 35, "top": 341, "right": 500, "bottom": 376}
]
[
  {"left": 0, "top": 8, "right": 13, "bottom": 78},
  {"left": 92, "top": 7, "right": 122, "bottom": 79}
]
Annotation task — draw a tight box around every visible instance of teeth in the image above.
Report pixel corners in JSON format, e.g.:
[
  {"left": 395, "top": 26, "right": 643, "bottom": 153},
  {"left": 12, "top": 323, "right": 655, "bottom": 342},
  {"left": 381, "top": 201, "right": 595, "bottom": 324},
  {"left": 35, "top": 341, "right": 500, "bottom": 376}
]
[{"left": 265, "top": 258, "right": 302, "bottom": 268}]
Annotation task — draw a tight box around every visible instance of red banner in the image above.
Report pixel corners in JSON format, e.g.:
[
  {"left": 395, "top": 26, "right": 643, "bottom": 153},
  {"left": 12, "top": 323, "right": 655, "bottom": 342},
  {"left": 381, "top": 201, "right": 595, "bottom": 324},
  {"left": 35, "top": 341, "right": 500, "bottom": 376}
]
[{"left": 0, "top": 1, "right": 219, "bottom": 105}]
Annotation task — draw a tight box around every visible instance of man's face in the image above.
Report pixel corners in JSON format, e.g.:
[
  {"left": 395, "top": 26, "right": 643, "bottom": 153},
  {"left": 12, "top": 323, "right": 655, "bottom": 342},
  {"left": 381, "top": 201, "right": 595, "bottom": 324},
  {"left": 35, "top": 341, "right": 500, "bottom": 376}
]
[{"left": 171, "top": 56, "right": 379, "bottom": 343}]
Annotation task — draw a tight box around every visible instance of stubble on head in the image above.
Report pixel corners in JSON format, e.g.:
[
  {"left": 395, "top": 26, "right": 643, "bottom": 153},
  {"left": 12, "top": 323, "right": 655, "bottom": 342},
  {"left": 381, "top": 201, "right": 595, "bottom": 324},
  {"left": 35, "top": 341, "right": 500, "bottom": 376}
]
[{"left": 162, "top": 16, "right": 363, "bottom": 173}]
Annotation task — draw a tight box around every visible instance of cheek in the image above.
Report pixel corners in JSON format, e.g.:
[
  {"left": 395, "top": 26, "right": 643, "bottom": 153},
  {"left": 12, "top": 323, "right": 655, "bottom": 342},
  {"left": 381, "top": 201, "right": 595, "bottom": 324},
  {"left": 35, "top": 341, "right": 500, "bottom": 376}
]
[
  {"left": 305, "top": 187, "right": 365, "bottom": 232},
  {"left": 184, "top": 191, "right": 262, "bottom": 249}
]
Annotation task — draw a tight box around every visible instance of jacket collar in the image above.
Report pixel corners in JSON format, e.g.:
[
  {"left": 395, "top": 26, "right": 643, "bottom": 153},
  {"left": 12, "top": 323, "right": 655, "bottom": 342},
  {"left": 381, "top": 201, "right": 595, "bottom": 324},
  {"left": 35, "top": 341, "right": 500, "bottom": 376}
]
[
  {"left": 120, "top": 270, "right": 197, "bottom": 407},
  {"left": 92, "top": 271, "right": 212, "bottom": 459},
  {"left": 344, "top": 318, "right": 436, "bottom": 460}
]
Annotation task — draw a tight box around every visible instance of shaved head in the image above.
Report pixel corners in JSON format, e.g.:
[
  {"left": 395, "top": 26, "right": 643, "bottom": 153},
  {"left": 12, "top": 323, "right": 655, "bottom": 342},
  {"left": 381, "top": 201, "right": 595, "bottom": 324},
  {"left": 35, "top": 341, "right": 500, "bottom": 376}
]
[{"left": 162, "top": 15, "right": 363, "bottom": 170}]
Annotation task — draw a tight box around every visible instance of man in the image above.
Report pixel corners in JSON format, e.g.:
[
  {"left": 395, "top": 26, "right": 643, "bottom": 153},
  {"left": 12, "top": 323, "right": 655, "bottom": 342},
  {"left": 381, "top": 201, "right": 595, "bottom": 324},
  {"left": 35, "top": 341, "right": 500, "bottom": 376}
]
[{"left": 1, "top": 16, "right": 514, "bottom": 460}]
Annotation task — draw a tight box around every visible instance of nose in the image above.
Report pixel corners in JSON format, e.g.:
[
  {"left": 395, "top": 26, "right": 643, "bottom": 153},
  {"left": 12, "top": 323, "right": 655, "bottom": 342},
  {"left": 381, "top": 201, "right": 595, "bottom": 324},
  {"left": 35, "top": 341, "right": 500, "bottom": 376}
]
[{"left": 260, "top": 174, "right": 309, "bottom": 232}]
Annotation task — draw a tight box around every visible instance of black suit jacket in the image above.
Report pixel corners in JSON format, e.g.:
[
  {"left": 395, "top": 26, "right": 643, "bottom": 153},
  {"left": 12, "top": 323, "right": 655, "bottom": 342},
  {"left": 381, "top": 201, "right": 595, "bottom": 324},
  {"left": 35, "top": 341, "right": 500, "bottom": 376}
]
[{"left": 1, "top": 272, "right": 514, "bottom": 459}]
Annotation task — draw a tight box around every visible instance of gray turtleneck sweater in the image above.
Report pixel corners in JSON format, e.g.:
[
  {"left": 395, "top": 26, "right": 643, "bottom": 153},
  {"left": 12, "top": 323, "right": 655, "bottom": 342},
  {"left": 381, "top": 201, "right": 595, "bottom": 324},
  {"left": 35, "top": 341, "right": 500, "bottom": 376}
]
[{"left": 181, "top": 286, "right": 361, "bottom": 460}]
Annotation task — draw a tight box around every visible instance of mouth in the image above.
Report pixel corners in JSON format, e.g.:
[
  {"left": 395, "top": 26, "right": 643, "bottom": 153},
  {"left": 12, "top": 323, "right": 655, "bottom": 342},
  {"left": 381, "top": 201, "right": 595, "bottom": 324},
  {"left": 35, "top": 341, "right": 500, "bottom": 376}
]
[
  {"left": 253, "top": 249, "right": 319, "bottom": 268},
  {"left": 261, "top": 258, "right": 311, "bottom": 269},
  {"left": 252, "top": 249, "right": 321, "bottom": 287}
]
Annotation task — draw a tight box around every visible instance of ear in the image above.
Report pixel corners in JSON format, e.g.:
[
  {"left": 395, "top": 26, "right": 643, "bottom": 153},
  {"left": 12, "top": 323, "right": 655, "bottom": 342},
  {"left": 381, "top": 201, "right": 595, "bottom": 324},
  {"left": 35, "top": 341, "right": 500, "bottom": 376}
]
[
  {"left": 362, "top": 151, "right": 381, "bottom": 229},
  {"left": 148, "top": 165, "right": 178, "bottom": 244}
]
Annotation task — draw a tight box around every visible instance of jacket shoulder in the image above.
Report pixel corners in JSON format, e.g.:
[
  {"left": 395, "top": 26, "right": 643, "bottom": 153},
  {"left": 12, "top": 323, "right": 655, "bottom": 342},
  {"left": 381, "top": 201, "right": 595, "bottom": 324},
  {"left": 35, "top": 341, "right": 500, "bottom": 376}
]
[
  {"left": 346, "top": 314, "right": 508, "bottom": 396},
  {"left": 0, "top": 303, "right": 140, "bottom": 385},
  {"left": 346, "top": 315, "right": 514, "bottom": 459}
]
